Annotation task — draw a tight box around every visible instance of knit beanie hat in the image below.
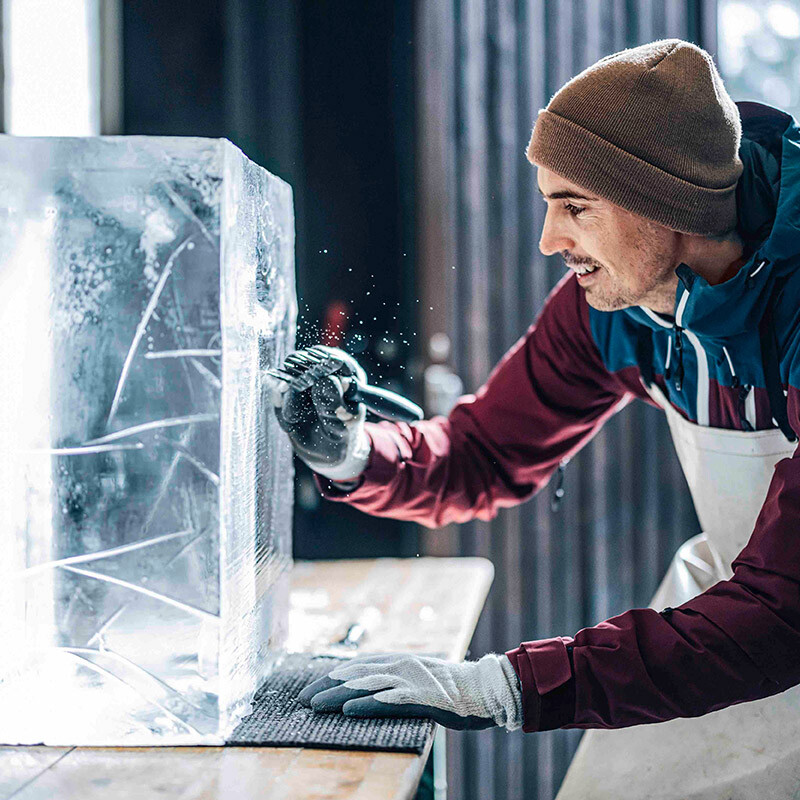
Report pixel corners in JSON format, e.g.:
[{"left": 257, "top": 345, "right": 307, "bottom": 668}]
[{"left": 528, "top": 39, "right": 743, "bottom": 236}]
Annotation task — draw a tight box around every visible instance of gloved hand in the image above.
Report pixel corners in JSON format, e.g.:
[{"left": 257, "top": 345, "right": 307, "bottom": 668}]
[
  {"left": 271, "top": 346, "right": 371, "bottom": 482},
  {"left": 298, "top": 652, "right": 523, "bottom": 731}
]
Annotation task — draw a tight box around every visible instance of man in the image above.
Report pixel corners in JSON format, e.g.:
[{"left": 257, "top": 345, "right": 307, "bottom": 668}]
[{"left": 274, "top": 39, "right": 800, "bottom": 795}]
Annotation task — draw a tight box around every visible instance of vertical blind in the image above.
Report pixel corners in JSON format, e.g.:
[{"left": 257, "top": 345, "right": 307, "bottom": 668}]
[{"left": 416, "top": 2, "right": 717, "bottom": 798}]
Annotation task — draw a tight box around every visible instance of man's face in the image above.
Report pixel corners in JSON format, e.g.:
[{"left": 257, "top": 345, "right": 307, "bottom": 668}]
[{"left": 537, "top": 167, "right": 680, "bottom": 312}]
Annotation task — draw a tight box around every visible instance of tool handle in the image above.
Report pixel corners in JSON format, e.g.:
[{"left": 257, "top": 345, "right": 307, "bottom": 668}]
[{"left": 345, "top": 380, "right": 424, "bottom": 423}]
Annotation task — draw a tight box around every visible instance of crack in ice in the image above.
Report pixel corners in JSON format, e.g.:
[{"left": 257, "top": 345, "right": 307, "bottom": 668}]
[
  {"left": 144, "top": 349, "right": 222, "bottom": 360},
  {"left": 177, "top": 449, "right": 220, "bottom": 485},
  {"left": 189, "top": 358, "right": 222, "bottom": 390},
  {"left": 85, "top": 413, "right": 218, "bottom": 446},
  {"left": 154, "top": 434, "right": 220, "bottom": 486},
  {"left": 20, "top": 443, "right": 145, "bottom": 456},
  {"left": 60, "top": 564, "right": 220, "bottom": 622},
  {"left": 59, "top": 647, "right": 218, "bottom": 735},
  {"left": 106, "top": 235, "right": 195, "bottom": 427},
  {"left": 166, "top": 274, "right": 198, "bottom": 407},
  {"left": 160, "top": 181, "right": 218, "bottom": 250},
  {"left": 12, "top": 529, "right": 195, "bottom": 578},
  {"left": 141, "top": 428, "right": 194, "bottom": 537},
  {"left": 85, "top": 530, "right": 207, "bottom": 648}
]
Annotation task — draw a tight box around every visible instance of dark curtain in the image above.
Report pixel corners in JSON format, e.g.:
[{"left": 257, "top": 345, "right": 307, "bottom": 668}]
[
  {"left": 416, "top": 2, "right": 717, "bottom": 798},
  {"left": 121, "top": 0, "right": 419, "bottom": 560}
]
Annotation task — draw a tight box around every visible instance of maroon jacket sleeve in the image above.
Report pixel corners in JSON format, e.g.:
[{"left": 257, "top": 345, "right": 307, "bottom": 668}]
[
  {"left": 506, "top": 386, "right": 800, "bottom": 733},
  {"left": 315, "top": 273, "right": 631, "bottom": 528}
]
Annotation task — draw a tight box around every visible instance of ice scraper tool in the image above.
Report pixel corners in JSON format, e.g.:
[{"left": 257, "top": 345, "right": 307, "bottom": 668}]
[{"left": 268, "top": 345, "right": 424, "bottom": 423}]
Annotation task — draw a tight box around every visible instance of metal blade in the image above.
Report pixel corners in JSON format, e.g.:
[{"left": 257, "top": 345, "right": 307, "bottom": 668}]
[
  {"left": 266, "top": 368, "right": 292, "bottom": 382},
  {"left": 290, "top": 351, "right": 324, "bottom": 366},
  {"left": 285, "top": 354, "right": 316, "bottom": 368},
  {"left": 308, "top": 345, "right": 333, "bottom": 360}
]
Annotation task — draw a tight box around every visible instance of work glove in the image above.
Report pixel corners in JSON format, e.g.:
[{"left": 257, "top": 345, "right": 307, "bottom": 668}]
[
  {"left": 271, "top": 346, "right": 371, "bottom": 482},
  {"left": 298, "top": 652, "right": 524, "bottom": 731}
]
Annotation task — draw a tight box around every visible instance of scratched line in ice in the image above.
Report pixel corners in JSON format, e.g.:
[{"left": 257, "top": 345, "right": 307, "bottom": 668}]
[
  {"left": 85, "top": 413, "right": 218, "bottom": 445},
  {"left": 85, "top": 531, "right": 208, "bottom": 648},
  {"left": 141, "top": 426, "right": 196, "bottom": 537},
  {"left": 144, "top": 349, "right": 222, "bottom": 359},
  {"left": 59, "top": 648, "right": 217, "bottom": 735},
  {"left": 59, "top": 565, "right": 220, "bottom": 622},
  {"left": 160, "top": 181, "right": 218, "bottom": 250},
  {"left": 12, "top": 529, "right": 196, "bottom": 578},
  {"left": 190, "top": 358, "right": 222, "bottom": 390},
  {"left": 106, "top": 235, "right": 196, "bottom": 426},
  {"left": 154, "top": 433, "right": 220, "bottom": 486},
  {"left": 21, "top": 443, "right": 145, "bottom": 455},
  {"left": 166, "top": 275, "right": 199, "bottom": 408}
]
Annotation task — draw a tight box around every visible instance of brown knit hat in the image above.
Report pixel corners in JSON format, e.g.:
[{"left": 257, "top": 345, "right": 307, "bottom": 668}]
[{"left": 528, "top": 39, "right": 743, "bottom": 236}]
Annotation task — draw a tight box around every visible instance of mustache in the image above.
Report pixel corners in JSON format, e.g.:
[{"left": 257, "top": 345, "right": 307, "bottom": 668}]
[{"left": 562, "top": 252, "right": 597, "bottom": 268}]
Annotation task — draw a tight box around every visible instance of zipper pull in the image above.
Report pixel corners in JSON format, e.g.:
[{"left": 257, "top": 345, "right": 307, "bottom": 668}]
[
  {"left": 673, "top": 363, "right": 683, "bottom": 392},
  {"left": 737, "top": 381, "right": 754, "bottom": 431},
  {"left": 672, "top": 327, "right": 684, "bottom": 392},
  {"left": 550, "top": 460, "right": 568, "bottom": 513}
]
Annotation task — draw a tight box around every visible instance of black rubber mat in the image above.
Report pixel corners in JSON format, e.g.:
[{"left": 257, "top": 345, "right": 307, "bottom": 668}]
[{"left": 227, "top": 653, "right": 434, "bottom": 753}]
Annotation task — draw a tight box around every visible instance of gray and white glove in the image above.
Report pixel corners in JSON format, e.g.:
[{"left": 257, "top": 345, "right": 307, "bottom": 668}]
[
  {"left": 271, "top": 346, "right": 371, "bottom": 482},
  {"left": 298, "top": 652, "right": 523, "bottom": 731}
]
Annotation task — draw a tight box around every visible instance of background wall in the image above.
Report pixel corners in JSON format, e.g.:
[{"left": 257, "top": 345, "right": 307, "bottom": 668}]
[
  {"left": 416, "top": 2, "right": 715, "bottom": 798},
  {"left": 122, "top": 0, "right": 420, "bottom": 560}
]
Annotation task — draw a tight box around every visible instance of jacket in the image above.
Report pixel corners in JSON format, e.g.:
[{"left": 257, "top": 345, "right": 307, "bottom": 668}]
[{"left": 316, "top": 101, "right": 800, "bottom": 733}]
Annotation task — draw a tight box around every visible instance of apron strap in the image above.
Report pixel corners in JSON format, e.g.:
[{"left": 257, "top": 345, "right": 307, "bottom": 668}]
[{"left": 758, "top": 275, "right": 798, "bottom": 444}]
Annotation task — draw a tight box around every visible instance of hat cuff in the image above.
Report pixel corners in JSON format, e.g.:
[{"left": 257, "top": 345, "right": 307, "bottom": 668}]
[{"left": 528, "top": 110, "right": 741, "bottom": 236}]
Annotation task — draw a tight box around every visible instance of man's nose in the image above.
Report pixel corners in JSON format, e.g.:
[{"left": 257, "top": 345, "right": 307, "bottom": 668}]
[{"left": 538, "top": 210, "right": 575, "bottom": 256}]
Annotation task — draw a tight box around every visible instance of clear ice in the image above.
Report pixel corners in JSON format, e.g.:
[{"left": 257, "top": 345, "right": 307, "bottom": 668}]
[{"left": 0, "top": 136, "right": 296, "bottom": 745}]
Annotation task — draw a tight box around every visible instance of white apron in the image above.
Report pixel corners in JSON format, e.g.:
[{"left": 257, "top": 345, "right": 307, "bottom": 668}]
[{"left": 557, "top": 384, "right": 800, "bottom": 800}]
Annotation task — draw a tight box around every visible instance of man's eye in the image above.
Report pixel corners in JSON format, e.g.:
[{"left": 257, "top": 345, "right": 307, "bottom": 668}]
[{"left": 564, "top": 203, "right": 585, "bottom": 217}]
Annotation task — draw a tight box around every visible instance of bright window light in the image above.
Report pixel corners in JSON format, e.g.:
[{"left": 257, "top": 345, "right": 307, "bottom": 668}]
[
  {"left": 767, "top": 2, "right": 800, "bottom": 38},
  {"left": 4, "top": 0, "right": 99, "bottom": 135},
  {"left": 718, "top": 0, "right": 800, "bottom": 118}
]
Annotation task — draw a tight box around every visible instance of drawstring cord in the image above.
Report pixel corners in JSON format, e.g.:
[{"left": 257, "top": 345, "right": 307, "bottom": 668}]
[
  {"left": 745, "top": 259, "right": 767, "bottom": 289},
  {"left": 550, "top": 458, "right": 570, "bottom": 512},
  {"left": 666, "top": 326, "right": 684, "bottom": 391}
]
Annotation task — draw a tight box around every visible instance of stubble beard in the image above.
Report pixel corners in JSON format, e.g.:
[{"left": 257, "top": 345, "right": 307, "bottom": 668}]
[
  {"left": 583, "top": 267, "right": 677, "bottom": 313},
  {"left": 582, "top": 274, "right": 641, "bottom": 312},
  {"left": 582, "top": 238, "right": 678, "bottom": 314}
]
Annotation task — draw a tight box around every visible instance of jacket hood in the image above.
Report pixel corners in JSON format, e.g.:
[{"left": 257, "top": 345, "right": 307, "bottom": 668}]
[{"left": 626, "top": 100, "right": 800, "bottom": 343}]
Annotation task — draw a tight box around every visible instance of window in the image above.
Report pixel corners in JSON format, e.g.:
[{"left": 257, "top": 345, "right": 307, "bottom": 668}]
[
  {"left": 718, "top": 1, "right": 800, "bottom": 118},
  {"left": 3, "top": 0, "right": 99, "bottom": 135}
]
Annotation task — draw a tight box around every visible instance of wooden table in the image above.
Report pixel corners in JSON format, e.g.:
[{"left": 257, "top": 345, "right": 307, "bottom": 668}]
[{"left": 0, "top": 557, "right": 494, "bottom": 800}]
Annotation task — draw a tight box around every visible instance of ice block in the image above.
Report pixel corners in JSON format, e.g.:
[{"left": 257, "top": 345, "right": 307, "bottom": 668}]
[{"left": 0, "top": 136, "right": 296, "bottom": 745}]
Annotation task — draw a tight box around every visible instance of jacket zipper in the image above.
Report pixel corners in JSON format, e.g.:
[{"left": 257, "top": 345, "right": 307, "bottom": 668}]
[
  {"left": 671, "top": 326, "right": 684, "bottom": 391},
  {"left": 723, "top": 344, "right": 754, "bottom": 431},
  {"left": 640, "top": 300, "right": 710, "bottom": 426},
  {"left": 737, "top": 381, "right": 754, "bottom": 431}
]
